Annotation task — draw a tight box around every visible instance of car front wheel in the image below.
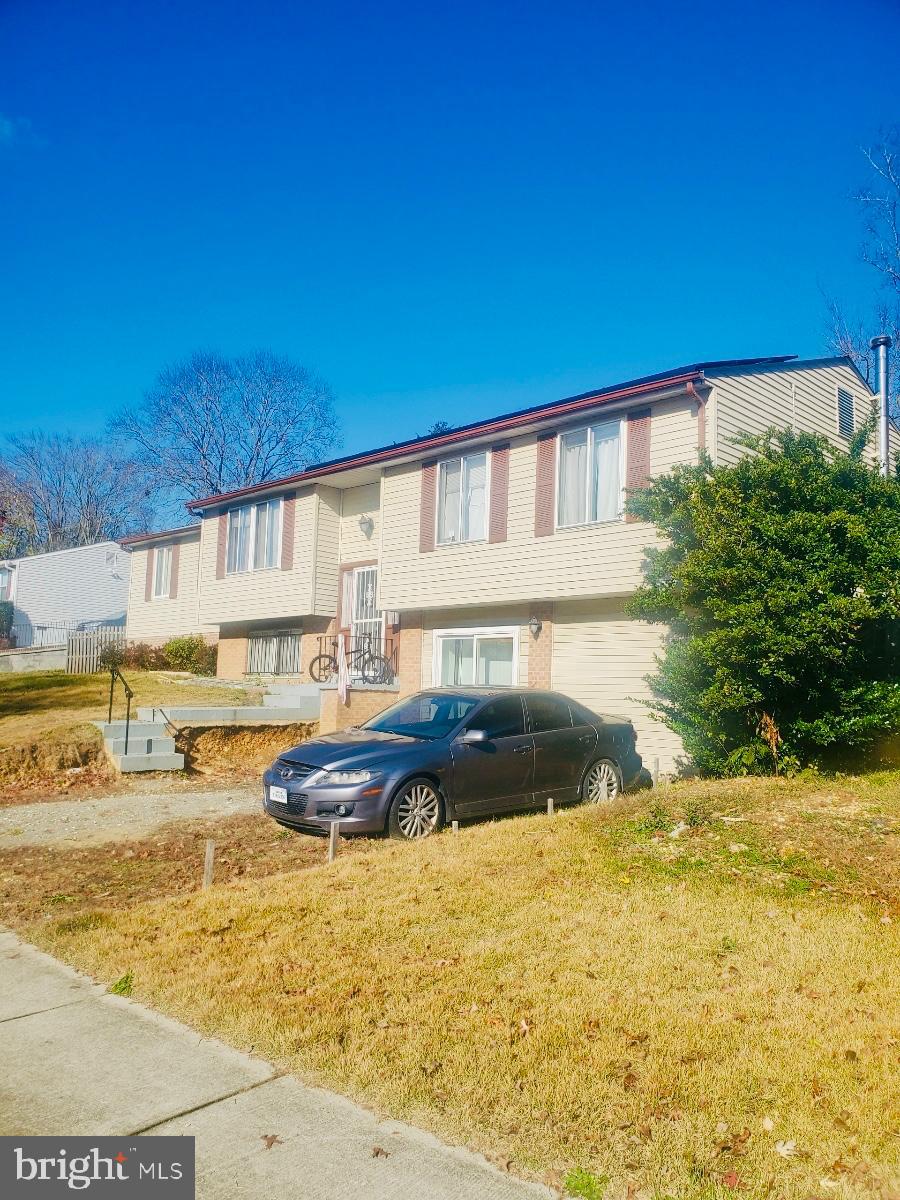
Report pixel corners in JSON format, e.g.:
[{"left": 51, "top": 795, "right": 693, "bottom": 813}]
[
  {"left": 582, "top": 758, "right": 622, "bottom": 803},
  {"left": 387, "top": 778, "right": 444, "bottom": 840}
]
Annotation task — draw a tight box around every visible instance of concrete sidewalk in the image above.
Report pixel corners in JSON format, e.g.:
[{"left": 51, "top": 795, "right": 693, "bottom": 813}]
[{"left": 0, "top": 931, "right": 553, "bottom": 1199}]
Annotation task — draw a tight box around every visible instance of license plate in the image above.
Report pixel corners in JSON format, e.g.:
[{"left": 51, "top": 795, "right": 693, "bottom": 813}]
[{"left": 269, "top": 785, "right": 288, "bottom": 804}]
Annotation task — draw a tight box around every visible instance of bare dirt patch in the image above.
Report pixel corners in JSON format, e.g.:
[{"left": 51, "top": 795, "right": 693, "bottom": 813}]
[
  {"left": 0, "top": 811, "right": 366, "bottom": 927},
  {"left": 179, "top": 723, "right": 317, "bottom": 777}
]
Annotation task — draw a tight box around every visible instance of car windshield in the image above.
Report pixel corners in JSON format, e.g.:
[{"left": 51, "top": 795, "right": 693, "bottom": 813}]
[{"left": 362, "top": 692, "right": 480, "bottom": 740}]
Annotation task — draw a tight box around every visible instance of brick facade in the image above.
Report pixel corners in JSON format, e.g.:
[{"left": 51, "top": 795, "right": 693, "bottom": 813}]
[
  {"left": 397, "top": 610, "right": 422, "bottom": 697},
  {"left": 319, "top": 686, "right": 398, "bottom": 732},
  {"left": 216, "top": 629, "right": 249, "bottom": 679},
  {"left": 527, "top": 603, "right": 554, "bottom": 688}
]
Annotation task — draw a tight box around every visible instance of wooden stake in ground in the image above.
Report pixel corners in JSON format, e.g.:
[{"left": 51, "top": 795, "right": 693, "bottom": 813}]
[
  {"left": 451, "top": 820, "right": 459, "bottom": 833},
  {"left": 652, "top": 758, "right": 660, "bottom": 788},
  {"left": 547, "top": 797, "right": 554, "bottom": 817},
  {"left": 203, "top": 839, "right": 215, "bottom": 888},
  {"left": 327, "top": 820, "right": 340, "bottom": 863}
]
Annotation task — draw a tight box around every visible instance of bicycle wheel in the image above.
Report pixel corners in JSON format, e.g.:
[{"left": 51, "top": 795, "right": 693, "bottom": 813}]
[
  {"left": 361, "top": 653, "right": 393, "bottom": 685},
  {"left": 309, "top": 654, "right": 338, "bottom": 683}
]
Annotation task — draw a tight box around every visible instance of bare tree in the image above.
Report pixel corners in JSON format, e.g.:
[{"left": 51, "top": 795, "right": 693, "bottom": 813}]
[
  {"left": 2, "top": 432, "right": 153, "bottom": 554},
  {"left": 827, "top": 126, "right": 900, "bottom": 419},
  {"left": 112, "top": 350, "right": 340, "bottom": 514}
]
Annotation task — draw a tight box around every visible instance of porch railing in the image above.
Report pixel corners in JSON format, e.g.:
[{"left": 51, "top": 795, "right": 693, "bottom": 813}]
[{"left": 314, "top": 633, "right": 398, "bottom": 684}]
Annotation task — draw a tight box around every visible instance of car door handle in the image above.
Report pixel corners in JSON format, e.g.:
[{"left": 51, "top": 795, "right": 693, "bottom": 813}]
[
  {"left": 578, "top": 735, "right": 593, "bottom": 744},
  {"left": 513, "top": 745, "right": 531, "bottom": 755}
]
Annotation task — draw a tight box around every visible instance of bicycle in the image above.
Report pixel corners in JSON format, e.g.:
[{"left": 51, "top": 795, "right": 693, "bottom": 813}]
[{"left": 309, "top": 636, "right": 394, "bottom": 685}]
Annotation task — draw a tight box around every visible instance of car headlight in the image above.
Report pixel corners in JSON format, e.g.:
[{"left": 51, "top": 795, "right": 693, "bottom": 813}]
[{"left": 307, "top": 768, "right": 376, "bottom": 786}]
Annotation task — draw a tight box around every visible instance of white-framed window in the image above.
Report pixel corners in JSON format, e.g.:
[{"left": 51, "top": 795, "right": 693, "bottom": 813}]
[
  {"left": 437, "top": 451, "right": 488, "bottom": 544},
  {"left": 0, "top": 565, "right": 13, "bottom": 603},
  {"left": 153, "top": 545, "right": 172, "bottom": 598},
  {"left": 433, "top": 626, "right": 518, "bottom": 687},
  {"left": 837, "top": 387, "right": 855, "bottom": 439},
  {"left": 556, "top": 418, "right": 624, "bottom": 528},
  {"left": 226, "top": 497, "right": 282, "bottom": 574}
]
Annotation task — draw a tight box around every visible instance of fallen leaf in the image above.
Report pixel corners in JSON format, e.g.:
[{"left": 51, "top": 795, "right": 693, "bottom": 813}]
[
  {"left": 261, "top": 1135, "right": 283, "bottom": 1150},
  {"left": 371, "top": 1146, "right": 389, "bottom": 1159},
  {"left": 775, "top": 1140, "right": 797, "bottom": 1158},
  {"left": 762, "top": 1116, "right": 775, "bottom": 1133},
  {"left": 722, "top": 1171, "right": 747, "bottom": 1189}
]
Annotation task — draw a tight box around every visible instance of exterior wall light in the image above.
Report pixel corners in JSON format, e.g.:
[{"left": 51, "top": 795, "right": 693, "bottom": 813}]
[
  {"left": 358, "top": 514, "right": 375, "bottom": 538},
  {"left": 528, "top": 615, "right": 543, "bottom": 638}
]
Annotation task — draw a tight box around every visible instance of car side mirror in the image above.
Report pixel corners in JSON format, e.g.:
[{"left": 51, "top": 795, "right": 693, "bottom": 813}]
[{"left": 460, "top": 728, "right": 488, "bottom": 744}]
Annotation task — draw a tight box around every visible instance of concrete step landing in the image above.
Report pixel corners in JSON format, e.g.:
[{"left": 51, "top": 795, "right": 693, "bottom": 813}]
[{"left": 94, "top": 720, "right": 185, "bottom": 774}]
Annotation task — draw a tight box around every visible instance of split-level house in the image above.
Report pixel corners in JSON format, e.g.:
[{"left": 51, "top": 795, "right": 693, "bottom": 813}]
[{"left": 123, "top": 354, "right": 888, "bottom": 770}]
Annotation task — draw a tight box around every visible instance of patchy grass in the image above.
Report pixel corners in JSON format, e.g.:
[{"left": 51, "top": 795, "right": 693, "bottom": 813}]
[
  {"left": 0, "top": 813, "right": 366, "bottom": 926},
  {"left": 0, "top": 670, "right": 262, "bottom": 799},
  {"left": 22, "top": 773, "right": 900, "bottom": 1199}
]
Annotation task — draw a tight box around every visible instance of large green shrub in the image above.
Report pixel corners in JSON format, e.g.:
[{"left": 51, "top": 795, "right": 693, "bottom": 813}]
[
  {"left": 162, "top": 634, "right": 218, "bottom": 676},
  {"left": 626, "top": 428, "right": 900, "bottom": 775},
  {"left": 0, "top": 600, "right": 13, "bottom": 639}
]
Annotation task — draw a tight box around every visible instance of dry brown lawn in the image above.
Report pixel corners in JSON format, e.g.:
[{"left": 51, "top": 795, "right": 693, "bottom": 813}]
[{"left": 20, "top": 772, "right": 900, "bottom": 1200}]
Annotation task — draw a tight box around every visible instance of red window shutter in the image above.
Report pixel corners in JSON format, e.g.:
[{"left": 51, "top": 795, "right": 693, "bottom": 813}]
[
  {"left": 215, "top": 513, "right": 228, "bottom": 579},
  {"left": 626, "top": 408, "right": 652, "bottom": 522},
  {"left": 281, "top": 491, "right": 296, "bottom": 571},
  {"left": 169, "top": 543, "right": 180, "bottom": 600},
  {"left": 419, "top": 460, "right": 437, "bottom": 554},
  {"left": 144, "top": 549, "right": 154, "bottom": 601},
  {"left": 534, "top": 432, "right": 557, "bottom": 537},
  {"left": 488, "top": 443, "right": 510, "bottom": 543}
]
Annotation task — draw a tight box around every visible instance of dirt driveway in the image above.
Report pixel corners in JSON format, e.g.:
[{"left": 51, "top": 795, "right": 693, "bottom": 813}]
[{"left": 0, "top": 785, "right": 261, "bottom": 847}]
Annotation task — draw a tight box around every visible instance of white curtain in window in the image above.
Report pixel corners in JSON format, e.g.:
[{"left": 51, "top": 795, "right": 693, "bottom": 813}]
[
  {"left": 463, "top": 453, "right": 487, "bottom": 541},
  {"left": 558, "top": 429, "right": 588, "bottom": 526},
  {"left": 227, "top": 506, "right": 251, "bottom": 572},
  {"left": 253, "top": 502, "right": 269, "bottom": 569},
  {"left": 476, "top": 637, "right": 514, "bottom": 685},
  {"left": 153, "top": 546, "right": 171, "bottom": 596},
  {"left": 437, "top": 460, "right": 461, "bottom": 543},
  {"left": 439, "top": 637, "right": 474, "bottom": 685},
  {"left": 590, "top": 422, "right": 621, "bottom": 522}
]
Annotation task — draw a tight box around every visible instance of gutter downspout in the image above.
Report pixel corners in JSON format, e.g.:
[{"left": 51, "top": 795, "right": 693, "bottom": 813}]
[{"left": 871, "top": 335, "right": 892, "bottom": 477}]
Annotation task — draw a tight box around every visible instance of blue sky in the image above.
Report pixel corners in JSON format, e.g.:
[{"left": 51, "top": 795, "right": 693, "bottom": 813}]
[{"left": 1, "top": 0, "right": 897, "bottom": 459}]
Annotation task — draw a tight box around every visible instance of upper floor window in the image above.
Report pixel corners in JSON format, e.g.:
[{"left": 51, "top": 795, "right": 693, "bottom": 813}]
[
  {"left": 837, "top": 387, "right": 854, "bottom": 439},
  {"left": 557, "top": 419, "right": 623, "bottom": 528},
  {"left": 437, "top": 452, "right": 487, "bottom": 544},
  {"left": 153, "top": 546, "right": 172, "bottom": 598},
  {"left": 226, "top": 498, "right": 282, "bottom": 574}
]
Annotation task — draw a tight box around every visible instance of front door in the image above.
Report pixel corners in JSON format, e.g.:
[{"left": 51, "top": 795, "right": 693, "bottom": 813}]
[
  {"left": 350, "top": 566, "right": 383, "bottom": 675},
  {"left": 450, "top": 694, "right": 534, "bottom": 816},
  {"left": 526, "top": 693, "right": 596, "bottom": 803}
]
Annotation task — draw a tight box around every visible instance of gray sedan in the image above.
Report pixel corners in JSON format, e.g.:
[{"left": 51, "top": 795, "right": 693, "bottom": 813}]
[{"left": 263, "top": 687, "right": 643, "bottom": 841}]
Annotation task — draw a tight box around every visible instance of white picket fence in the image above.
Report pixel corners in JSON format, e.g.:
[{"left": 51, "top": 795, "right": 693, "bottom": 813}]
[{"left": 66, "top": 627, "right": 126, "bottom": 674}]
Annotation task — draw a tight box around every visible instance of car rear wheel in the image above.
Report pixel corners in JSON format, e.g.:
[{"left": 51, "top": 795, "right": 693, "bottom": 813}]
[
  {"left": 582, "top": 758, "right": 622, "bottom": 803},
  {"left": 387, "top": 778, "right": 444, "bottom": 840}
]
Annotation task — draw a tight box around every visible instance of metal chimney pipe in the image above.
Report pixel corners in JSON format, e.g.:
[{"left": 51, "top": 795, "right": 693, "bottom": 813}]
[{"left": 871, "top": 334, "right": 892, "bottom": 477}]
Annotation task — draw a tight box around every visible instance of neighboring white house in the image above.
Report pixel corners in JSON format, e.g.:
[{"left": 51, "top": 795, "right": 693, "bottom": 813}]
[{"left": 0, "top": 541, "right": 128, "bottom": 648}]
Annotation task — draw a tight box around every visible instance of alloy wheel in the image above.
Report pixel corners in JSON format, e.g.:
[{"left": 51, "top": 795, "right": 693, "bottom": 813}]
[
  {"left": 584, "top": 760, "right": 620, "bottom": 803},
  {"left": 396, "top": 782, "right": 441, "bottom": 839}
]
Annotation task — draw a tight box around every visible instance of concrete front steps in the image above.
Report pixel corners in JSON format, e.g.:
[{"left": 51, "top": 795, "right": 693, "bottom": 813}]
[
  {"left": 95, "top": 720, "right": 185, "bottom": 774},
  {"left": 138, "top": 685, "right": 321, "bottom": 727}
]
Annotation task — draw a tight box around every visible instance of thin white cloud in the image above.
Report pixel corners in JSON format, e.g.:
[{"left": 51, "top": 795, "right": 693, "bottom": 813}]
[{"left": 0, "top": 115, "right": 37, "bottom": 148}]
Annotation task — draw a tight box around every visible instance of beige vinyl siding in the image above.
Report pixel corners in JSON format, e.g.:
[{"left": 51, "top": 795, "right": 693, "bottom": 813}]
[
  {"left": 198, "top": 489, "right": 317, "bottom": 624},
  {"left": 420, "top": 606, "right": 530, "bottom": 688},
  {"left": 648, "top": 395, "right": 701, "bottom": 476},
  {"left": 711, "top": 362, "right": 880, "bottom": 468},
  {"left": 551, "top": 599, "right": 684, "bottom": 773},
  {"left": 339, "top": 482, "right": 381, "bottom": 563},
  {"left": 380, "top": 432, "right": 667, "bottom": 611},
  {"left": 313, "top": 487, "right": 341, "bottom": 616},
  {"left": 126, "top": 537, "right": 214, "bottom": 641}
]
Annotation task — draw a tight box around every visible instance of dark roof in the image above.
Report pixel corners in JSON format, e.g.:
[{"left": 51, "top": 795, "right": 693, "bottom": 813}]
[
  {"left": 187, "top": 354, "right": 797, "bottom": 512},
  {"left": 120, "top": 523, "right": 201, "bottom": 548}
]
